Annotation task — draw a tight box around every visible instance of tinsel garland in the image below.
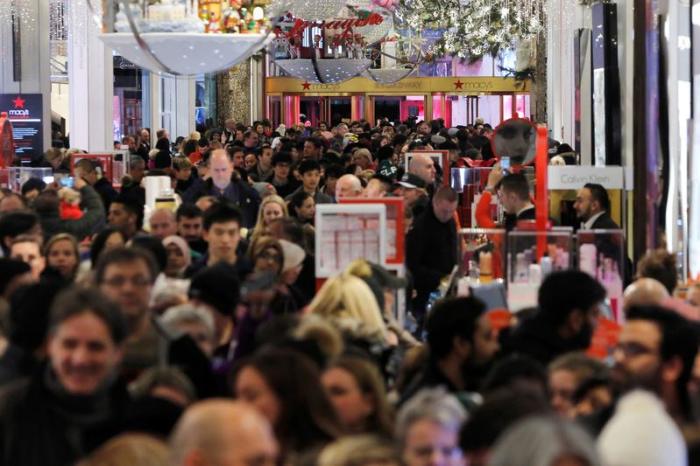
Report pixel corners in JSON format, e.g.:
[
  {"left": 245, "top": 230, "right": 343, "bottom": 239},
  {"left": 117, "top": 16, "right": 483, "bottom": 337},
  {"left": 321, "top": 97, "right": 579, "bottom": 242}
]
[{"left": 396, "top": 0, "right": 543, "bottom": 62}]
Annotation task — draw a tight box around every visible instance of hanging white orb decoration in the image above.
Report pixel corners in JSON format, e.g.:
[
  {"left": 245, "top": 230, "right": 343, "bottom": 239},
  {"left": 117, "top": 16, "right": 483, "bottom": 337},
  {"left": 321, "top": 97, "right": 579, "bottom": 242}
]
[{"left": 88, "top": 0, "right": 282, "bottom": 76}]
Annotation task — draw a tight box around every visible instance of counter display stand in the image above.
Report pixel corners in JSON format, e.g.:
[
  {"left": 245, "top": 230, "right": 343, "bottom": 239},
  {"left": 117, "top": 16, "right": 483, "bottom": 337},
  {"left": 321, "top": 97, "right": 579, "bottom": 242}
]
[
  {"left": 314, "top": 204, "right": 387, "bottom": 279},
  {"left": 458, "top": 228, "right": 507, "bottom": 284},
  {"left": 577, "top": 229, "right": 626, "bottom": 323},
  {"left": 339, "top": 197, "right": 404, "bottom": 264},
  {"left": 339, "top": 198, "right": 406, "bottom": 325},
  {"left": 506, "top": 230, "right": 574, "bottom": 311},
  {"left": 451, "top": 167, "right": 495, "bottom": 227}
]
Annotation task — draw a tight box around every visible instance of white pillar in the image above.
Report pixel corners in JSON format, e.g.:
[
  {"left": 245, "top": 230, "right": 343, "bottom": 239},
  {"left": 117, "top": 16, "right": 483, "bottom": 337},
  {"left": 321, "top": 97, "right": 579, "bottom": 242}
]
[
  {"left": 148, "top": 73, "right": 161, "bottom": 146},
  {"left": 618, "top": 0, "right": 634, "bottom": 169},
  {"left": 690, "top": 0, "right": 700, "bottom": 279},
  {"left": 141, "top": 70, "right": 152, "bottom": 138},
  {"left": 0, "top": 0, "right": 51, "bottom": 154},
  {"left": 250, "top": 57, "right": 264, "bottom": 124},
  {"left": 67, "top": 0, "right": 114, "bottom": 151},
  {"left": 546, "top": 0, "right": 591, "bottom": 153},
  {"left": 159, "top": 75, "right": 195, "bottom": 141},
  {"left": 661, "top": 0, "right": 692, "bottom": 263}
]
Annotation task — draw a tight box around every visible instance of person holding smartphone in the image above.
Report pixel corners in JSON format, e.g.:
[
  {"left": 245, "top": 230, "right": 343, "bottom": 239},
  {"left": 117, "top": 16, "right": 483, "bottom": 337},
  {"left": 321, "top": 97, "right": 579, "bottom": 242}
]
[{"left": 34, "top": 172, "right": 106, "bottom": 241}]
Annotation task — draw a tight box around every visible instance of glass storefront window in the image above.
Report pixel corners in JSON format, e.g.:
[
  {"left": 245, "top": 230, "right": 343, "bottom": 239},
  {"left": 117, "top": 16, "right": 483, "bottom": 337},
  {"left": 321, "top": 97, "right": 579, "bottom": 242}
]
[
  {"left": 267, "top": 95, "right": 282, "bottom": 128},
  {"left": 112, "top": 56, "right": 144, "bottom": 141}
]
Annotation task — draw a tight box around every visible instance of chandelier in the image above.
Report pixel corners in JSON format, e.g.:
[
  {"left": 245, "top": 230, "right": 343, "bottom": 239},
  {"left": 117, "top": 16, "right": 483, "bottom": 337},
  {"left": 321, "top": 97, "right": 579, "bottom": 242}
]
[
  {"left": 271, "top": 2, "right": 393, "bottom": 84},
  {"left": 87, "top": 0, "right": 282, "bottom": 76},
  {"left": 362, "top": 24, "right": 424, "bottom": 84},
  {"left": 396, "top": 0, "right": 544, "bottom": 62},
  {"left": 274, "top": 0, "right": 347, "bottom": 21}
]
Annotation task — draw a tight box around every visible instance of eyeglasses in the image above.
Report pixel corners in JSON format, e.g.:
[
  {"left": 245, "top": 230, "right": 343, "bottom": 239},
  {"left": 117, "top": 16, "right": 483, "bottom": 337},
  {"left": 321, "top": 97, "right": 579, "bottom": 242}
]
[
  {"left": 101, "top": 276, "right": 152, "bottom": 288},
  {"left": 614, "top": 342, "right": 656, "bottom": 358}
]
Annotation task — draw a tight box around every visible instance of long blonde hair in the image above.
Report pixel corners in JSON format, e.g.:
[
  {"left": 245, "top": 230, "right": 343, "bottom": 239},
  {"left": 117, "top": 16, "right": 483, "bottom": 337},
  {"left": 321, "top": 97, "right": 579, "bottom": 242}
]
[
  {"left": 250, "top": 194, "right": 288, "bottom": 243},
  {"left": 308, "top": 272, "right": 387, "bottom": 342}
]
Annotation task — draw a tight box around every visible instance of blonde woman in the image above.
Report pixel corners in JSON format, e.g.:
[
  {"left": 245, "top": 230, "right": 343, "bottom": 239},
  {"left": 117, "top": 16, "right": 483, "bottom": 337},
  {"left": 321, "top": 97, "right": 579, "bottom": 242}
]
[
  {"left": 318, "top": 435, "right": 401, "bottom": 466},
  {"left": 248, "top": 194, "right": 288, "bottom": 244},
  {"left": 307, "top": 272, "right": 388, "bottom": 345}
]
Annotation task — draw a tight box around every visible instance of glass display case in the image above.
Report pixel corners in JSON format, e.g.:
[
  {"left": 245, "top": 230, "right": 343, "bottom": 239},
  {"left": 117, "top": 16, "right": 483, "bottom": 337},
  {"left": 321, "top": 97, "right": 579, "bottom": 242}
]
[
  {"left": 506, "top": 229, "right": 574, "bottom": 311},
  {"left": 577, "top": 229, "right": 626, "bottom": 323},
  {"left": 459, "top": 228, "right": 507, "bottom": 283},
  {"left": 451, "top": 167, "right": 496, "bottom": 227},
  {"left": 7, "top": 167, "right": 52, "bottom": 192}
]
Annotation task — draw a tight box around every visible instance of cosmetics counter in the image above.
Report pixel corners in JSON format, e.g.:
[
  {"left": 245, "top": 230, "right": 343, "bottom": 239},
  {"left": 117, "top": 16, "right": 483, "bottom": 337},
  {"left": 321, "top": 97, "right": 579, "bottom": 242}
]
[
  {"left": 454, "top": 228, "right": 626, "bottom": 324},
  {"left": 0, "top": 152, "right": 131, "bottom": 191}
]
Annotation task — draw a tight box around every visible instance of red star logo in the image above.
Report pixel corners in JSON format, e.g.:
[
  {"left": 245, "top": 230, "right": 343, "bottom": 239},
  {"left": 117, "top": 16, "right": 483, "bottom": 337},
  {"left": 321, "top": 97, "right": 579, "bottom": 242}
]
[
  {"left": 302, "top": 81, "right": 311, "bottom": 90},
  {"left": 453, "top": 80, "right": 464, "bottom": 90},
  {"left": 12, "top": 96, "right": 25, "bottom": 109}
]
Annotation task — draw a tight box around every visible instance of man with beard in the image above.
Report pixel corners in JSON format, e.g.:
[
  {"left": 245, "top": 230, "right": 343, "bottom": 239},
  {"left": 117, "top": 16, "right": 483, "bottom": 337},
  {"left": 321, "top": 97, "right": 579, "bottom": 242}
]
[
  {"left": 610, "top": 306, "right": 697, "bottom": 424},
  {"left": 504, "top": 270, "right": 606, "bottom": 366},
  {"left": 596, "top": 305, "right": 696, "bottom": 466},
  {"left": 399, "top": 296, "right": 500, "bottom": 404},
  {"left": 176, "top": 203, "right": 207, "bottom": 256},
  {"left": 573, "top": 183, "right": 620, "bottom": 230}
]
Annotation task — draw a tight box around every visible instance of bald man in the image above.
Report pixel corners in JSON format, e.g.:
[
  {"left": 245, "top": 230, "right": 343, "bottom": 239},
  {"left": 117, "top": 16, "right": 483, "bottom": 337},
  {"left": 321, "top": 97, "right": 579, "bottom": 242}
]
[
  {"left": 622, "top": 278, "right": 670, "bottom": 314},
  {"left": 183, "top": 148, "right": 261, "bottom": 228},
  {"left": 169, "top": 400, "right": 278, "bottom": 466},
  {"left": 149, "top": 208, "right": 177, "bottom": 240},
  {"left": 335, "top": 174, "right": 363, "bottom": 200},
  {"left": 363, "top": 177, "right": 389, "bottom": 198},
  {"left": 409, "top": 153, "right": 437, "bottom": 186}
]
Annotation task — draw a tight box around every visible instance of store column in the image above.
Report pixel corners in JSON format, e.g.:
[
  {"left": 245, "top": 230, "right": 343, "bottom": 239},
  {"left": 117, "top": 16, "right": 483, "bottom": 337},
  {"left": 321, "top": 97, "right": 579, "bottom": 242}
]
[
  {"left": 161, "top": 75, "right": 196, "bottom": 141},
  {"left": 0, "top": 0, "right": 51, "bottom": 154},
  {"left": 546, "top": 0, "right": 590, "bottom": 155},
  {"left": 145, "top": 73, "right": 195, "bottom": 144},
  {"left": 250, "top": 58, "right": 264, "bottom": 124},
  {"left": 67, "top": 0, "right": 113, "bottom": 151},
  {"left": 691, "top": 0, "right": 700, "bottom": 279},
  {"left": 218, "top": 60, "right": 252, "bottom": 125}
]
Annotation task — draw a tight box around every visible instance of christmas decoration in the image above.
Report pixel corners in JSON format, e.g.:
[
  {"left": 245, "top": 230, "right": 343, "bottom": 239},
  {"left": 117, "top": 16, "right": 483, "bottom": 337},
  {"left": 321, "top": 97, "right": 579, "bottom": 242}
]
[
  {"left": 370, "top": 0, "right": 398, "bottom": 10},
  {"left": 271, "top": 1, "right": 393, "bottom": 83},
  {"left": 87, "top": 0, "right": 282, "bottom": 76},
  {"left": 363, "top": 28, "right": 425, "bottom": 84},
  {"left": 396, "top": 0, "right": 544, "bottom": 62}
]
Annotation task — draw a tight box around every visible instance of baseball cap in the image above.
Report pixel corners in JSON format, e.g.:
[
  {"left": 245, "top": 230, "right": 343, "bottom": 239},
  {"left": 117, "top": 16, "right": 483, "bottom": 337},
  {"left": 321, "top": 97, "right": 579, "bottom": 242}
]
[
  {"left": 397, "top": 172, "right": 427, "bottom": 189},
  {"left": 368, "top": 262, "right": 407, "bottom": 289}
]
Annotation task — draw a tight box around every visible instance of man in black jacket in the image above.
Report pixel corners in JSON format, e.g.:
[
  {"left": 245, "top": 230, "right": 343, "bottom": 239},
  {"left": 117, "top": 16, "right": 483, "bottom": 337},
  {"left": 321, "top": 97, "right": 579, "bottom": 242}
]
[
  {"left": 496, "top": 173, "right": 535, "bottom": 231},
  {"left": 574, "top": 183, "right": 620, "bottom": 230},
  {"left": 400, "top": 296, "right": 500, "bottom": 403},
  {"left": 504, "top": 270, "right": 606, "bottom": 366},
  {"left": 266, "top": 151, "right": 299, "bottom": 199},
  {"left": 406, "top": 186, "right": 459, "bottom": 319},
  {"left": 183, "top": 149, "right": 260, "bottom": 229},
  {"left": 0, "top": 287, "right": 131, "bottom": 466}
]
